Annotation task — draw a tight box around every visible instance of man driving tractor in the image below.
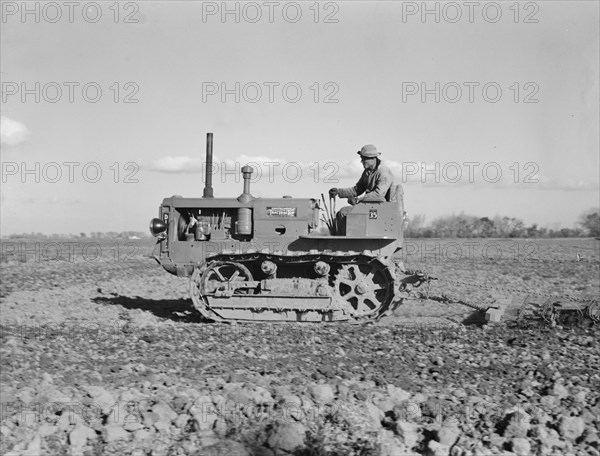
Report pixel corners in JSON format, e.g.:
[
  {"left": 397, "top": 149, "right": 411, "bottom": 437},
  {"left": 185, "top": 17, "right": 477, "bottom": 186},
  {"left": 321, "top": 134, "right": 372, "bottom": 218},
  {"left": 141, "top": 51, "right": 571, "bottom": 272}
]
[{"left": 329, "top": 144, "right": 395, "bottom": 219}]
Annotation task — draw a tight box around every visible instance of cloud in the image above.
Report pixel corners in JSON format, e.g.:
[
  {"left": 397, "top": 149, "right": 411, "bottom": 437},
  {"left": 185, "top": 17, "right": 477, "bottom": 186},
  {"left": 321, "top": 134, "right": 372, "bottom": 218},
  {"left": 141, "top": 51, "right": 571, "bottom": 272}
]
[
  {"left": 147, "top": 156, "right": 205, "bottom": 173},
  {"left": 534, "top": 176, "right": 599, "bottom": 191},
  {"left": 0, "top": 116, "right": 30, "bottom": 148},
  {"left": 146, "top": 154, "right": 282, "bottom": 174}
]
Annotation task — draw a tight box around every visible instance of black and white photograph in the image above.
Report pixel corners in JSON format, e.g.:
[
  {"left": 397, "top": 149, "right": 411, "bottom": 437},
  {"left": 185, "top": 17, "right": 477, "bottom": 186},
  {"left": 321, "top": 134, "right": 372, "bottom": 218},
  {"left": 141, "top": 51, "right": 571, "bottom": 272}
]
[{"left": 1, "top": 1, "right": 599, "bottom": 455}]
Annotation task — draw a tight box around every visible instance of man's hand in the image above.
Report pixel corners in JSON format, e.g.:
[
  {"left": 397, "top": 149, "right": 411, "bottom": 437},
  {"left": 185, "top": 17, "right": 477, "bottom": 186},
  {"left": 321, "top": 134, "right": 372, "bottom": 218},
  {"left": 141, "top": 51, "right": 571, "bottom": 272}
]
[
  {"left": 329, "top": 188, "right": 338, "bottom": 198},
  {"left": 348, "top": 197, "right": 359, "bottom": 206}
]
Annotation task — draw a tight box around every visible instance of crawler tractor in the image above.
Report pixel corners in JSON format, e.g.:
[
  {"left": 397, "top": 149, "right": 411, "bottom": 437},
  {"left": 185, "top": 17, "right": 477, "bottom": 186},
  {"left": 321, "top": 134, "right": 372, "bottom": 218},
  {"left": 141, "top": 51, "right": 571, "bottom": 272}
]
[{"left": 150, "top": 133, "right": 429, "bottom": 322}]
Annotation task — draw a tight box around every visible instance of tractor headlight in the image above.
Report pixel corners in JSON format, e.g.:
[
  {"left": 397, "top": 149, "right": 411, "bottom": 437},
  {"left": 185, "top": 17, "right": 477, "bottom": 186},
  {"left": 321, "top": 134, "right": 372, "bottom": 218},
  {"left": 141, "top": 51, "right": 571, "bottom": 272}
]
[{"left": 149, "top": 218, "right": 167, "bottom": 237}]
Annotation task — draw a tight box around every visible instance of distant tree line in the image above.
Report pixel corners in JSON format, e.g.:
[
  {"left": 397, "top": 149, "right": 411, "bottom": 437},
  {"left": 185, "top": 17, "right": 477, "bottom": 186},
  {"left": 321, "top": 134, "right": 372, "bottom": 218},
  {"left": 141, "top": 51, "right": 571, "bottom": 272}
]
[{"left": 405, "top": 209, "right": 600, "bottom": 238}]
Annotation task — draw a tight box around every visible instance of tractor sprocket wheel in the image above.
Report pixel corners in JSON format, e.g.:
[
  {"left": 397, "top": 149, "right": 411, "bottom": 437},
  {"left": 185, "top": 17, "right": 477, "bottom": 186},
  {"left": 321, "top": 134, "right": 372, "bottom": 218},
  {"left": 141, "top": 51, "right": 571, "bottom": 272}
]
[
  {"left": 190, "top": 261, "right": 253, "bottom": 321},
  {"left": 200, "top": 261, "right": 253, "bottom": 295},
  {"left": 333, "top": 261, "right": 394, "bottom": 318}
]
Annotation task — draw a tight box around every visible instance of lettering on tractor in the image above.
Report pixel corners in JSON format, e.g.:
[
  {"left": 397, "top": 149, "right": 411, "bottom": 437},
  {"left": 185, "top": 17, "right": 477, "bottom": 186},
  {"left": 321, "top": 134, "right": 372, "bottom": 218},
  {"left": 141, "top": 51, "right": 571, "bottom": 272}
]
[{"left": 149, "top": 133, "right": 430, "bottom": 323}]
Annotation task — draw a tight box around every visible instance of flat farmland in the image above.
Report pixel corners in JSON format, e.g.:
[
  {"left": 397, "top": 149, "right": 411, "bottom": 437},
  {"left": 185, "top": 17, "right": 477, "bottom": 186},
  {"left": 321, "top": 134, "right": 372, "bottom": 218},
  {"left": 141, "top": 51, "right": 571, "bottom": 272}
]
[{"left": 1, "top": 238, "right": 598, "bottom": 455}]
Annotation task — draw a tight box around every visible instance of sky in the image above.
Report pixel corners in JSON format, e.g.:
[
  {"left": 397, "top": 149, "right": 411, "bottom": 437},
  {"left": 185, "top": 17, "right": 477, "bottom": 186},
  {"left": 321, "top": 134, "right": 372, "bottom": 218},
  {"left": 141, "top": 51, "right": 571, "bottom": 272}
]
[{"left": 1, "top": 0, "right": 599, "bottom": 235}]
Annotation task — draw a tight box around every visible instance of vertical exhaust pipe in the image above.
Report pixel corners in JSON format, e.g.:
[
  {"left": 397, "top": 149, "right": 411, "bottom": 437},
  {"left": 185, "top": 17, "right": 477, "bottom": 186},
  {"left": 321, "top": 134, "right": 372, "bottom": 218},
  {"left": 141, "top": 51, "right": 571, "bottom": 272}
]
[{"left": 203, "top": 132, "right": 214, "bottom": 198}]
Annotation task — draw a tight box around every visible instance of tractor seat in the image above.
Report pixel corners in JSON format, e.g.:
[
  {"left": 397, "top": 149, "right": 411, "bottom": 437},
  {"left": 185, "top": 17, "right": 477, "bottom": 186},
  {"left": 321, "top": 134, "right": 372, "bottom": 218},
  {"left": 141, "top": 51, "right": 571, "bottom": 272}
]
[{"left": 386, "top": 184, "right": 404, "bottom": 202}]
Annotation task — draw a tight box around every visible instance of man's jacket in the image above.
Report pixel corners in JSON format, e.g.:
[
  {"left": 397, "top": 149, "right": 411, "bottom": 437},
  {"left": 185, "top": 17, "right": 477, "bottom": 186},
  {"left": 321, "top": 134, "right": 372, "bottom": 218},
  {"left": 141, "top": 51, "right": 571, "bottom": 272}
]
[{"left": 337, "top": 159, "right": 395, "bottom": 202}]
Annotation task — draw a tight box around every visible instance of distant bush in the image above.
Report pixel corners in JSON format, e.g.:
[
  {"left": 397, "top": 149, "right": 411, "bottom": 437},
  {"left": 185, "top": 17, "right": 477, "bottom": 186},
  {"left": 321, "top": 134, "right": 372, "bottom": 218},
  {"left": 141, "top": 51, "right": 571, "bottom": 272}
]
[
  {"left": 405, "top": 213, "right": 587, "bottom": 238},
  {"left": 578, "top": 208, "right": 600, "bottom": 238}
]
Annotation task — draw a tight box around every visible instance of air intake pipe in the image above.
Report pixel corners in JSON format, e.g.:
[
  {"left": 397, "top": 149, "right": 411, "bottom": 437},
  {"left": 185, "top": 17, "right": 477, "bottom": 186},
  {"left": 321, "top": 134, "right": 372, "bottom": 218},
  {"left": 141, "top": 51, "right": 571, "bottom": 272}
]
[
  {"left": 238, "top": 166, "right": 254, "bottom": 203},
  {"left": 236, "top": 166, "right": 254, "bottom": 236}
]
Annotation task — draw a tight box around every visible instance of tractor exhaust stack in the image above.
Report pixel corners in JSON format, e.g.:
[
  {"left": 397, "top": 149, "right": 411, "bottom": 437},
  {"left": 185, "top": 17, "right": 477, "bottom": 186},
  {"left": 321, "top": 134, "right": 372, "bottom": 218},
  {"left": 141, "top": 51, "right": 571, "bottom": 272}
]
[{"left": 203, "top": 132, "right": 214, "bottom": 198}]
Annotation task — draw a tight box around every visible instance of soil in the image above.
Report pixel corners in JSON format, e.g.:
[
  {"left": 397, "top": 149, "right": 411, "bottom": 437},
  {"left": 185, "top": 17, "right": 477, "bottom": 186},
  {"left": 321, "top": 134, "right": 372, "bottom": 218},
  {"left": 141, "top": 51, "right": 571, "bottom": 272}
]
[{"left": 1, "top": 237, "right": 598, "bottom": 456}]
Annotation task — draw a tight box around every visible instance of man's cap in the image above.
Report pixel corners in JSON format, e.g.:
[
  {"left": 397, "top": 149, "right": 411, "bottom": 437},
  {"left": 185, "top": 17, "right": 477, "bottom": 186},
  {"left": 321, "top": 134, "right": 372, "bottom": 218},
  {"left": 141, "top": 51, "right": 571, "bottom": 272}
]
[{"left": 357, "top": 144, "right": 380, "bottom": 158}]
